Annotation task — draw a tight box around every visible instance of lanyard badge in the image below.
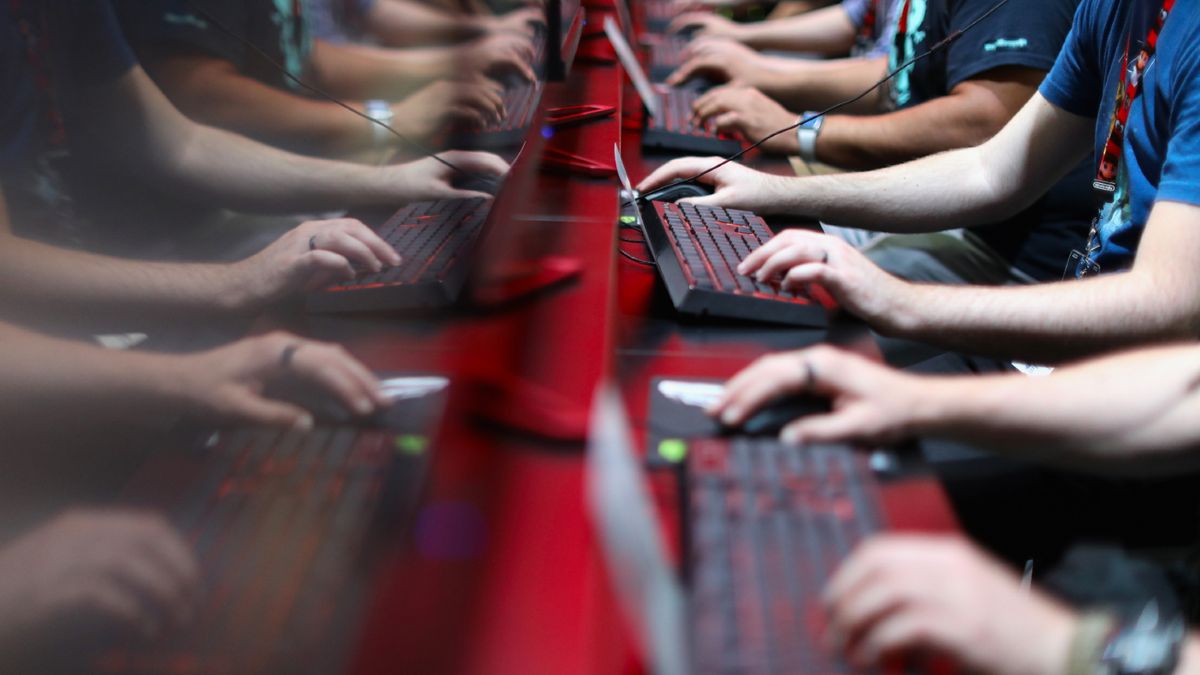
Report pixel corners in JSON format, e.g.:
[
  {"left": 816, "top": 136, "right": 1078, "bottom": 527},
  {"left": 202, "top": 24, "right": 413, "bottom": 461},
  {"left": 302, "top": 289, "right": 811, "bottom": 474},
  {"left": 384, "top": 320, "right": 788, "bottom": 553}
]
[{"left": 1068, "top": 0, "right": 1175, "bottom": 280}]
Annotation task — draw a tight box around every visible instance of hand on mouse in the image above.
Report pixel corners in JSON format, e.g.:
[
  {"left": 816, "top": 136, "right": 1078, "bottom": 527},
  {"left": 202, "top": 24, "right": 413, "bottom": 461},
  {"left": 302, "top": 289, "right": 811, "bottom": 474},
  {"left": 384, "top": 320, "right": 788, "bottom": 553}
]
[
  {"left": 166, "top": 332, "right": 389, "bottom": 429},
  {"left": 226, "top": 218, "right": 399, "bottom": 312},
  {"left": 689, "top": 85, "right": 800, "bottom": 153},
  {"left": 708, "top": 346, "right": 925, "bottom": 445},
  {"left": 636, "top": 156, "right": 793, "bottom": 212},
  {"left": 0, "top": 509, "right": 200, "bottom": 652}
]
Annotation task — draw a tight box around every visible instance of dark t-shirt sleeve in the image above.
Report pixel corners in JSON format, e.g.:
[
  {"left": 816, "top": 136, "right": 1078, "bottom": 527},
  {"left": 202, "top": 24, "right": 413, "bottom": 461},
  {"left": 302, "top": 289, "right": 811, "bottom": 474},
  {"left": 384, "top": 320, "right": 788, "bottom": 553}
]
[
  {"left": 67, "top": 0, "right": 136, "bottom": 82},
  {"left": 113, "top": 0, "right": 247, "bottom": 69},
  {"left": 944, "top": 0, "right": 1078, "bottom": 90},
  {"left": 1038, "top": 0, "right": 1103, "bottom": 117}
]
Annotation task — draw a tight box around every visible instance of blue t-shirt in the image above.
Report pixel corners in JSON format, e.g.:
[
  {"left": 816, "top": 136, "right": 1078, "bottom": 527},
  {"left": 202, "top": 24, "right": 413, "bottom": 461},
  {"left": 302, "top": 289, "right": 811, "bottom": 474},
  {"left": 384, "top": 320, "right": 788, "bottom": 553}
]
[
  {"left": 303, "top": 0, "right": 376, "bottom": 43},
  {"left": 0, "top": 1, "right": 135, "bottom": 172},
  {"left": 1039, "top": 0, "right": 1200, "bottom": 274}
]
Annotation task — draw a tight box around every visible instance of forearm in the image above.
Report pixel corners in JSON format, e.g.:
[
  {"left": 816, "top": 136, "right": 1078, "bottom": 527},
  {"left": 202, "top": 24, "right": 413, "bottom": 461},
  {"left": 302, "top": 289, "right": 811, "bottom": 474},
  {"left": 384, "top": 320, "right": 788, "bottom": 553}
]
[
  {"left": 156, "top": 63, "right": 377, "bottom": 156},
  {"left": 0, "top": 322, "right": 189, "bottom": 431},
  {"left": 0, "top": 234, "right": 250, "bottom": 329},
  {"left": 311, "top": 40, "right": 449, "bottom": 99},
  {"left": 739, "top": 5, "right": 857, "bottom": 54},
  {"left": 765, "top": 57, "right": 887, "bottom": 112},
  {"left": 812, "top": 94, "right": 1009, "bottom": 170},
  {"left": 766, "top": 143, "right": 1016, "bottom": 229},
  {"left": 908, "top": 343, "right": 1200, "bottom": 472},
  {"left": 366, "top": 0, "right": 487, "bottom": 47}
]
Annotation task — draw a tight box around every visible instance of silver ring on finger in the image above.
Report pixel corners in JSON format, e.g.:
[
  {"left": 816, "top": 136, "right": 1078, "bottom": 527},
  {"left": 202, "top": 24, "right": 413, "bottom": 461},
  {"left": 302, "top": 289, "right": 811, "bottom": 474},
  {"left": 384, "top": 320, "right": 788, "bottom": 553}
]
[{"left": 280, "top": 343, "right": 301, "bottom": 369}]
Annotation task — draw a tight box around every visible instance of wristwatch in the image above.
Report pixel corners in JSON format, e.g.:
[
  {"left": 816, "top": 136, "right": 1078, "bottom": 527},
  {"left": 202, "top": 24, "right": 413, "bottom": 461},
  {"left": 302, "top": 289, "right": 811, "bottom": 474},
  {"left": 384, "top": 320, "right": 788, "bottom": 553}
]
[
  {"left": 1080, "top": 602, "right": 1186, "bottom": 675},
  {"left": 796, "top": 111, "right": 824, "bottom": 163},
  {"left": 364, "top": 99, "right": 395, "bottom": 144}
]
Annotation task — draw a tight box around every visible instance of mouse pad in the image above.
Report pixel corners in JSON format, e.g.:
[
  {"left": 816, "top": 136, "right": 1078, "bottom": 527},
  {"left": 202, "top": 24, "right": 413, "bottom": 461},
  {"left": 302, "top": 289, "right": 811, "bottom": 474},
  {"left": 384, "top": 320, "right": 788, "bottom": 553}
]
[{"left": 646, "top": 377, "right": 726, "bottom": 467}]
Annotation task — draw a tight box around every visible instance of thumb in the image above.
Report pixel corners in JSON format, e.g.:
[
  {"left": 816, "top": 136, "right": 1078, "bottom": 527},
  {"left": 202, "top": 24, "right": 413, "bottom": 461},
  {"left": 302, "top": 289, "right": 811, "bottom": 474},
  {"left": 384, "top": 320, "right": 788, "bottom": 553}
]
[
  {"left": 780, "top": 409, "right": 862, "bottom": 446},
  {"left": 678, "top": 192, "right": 725, "bottom": 208},
  {"left": 229, "top": 389, "right": 315, "bottom": 430},
  {"left": 300, "top": 250, "right": 356, "bottom": 291}
]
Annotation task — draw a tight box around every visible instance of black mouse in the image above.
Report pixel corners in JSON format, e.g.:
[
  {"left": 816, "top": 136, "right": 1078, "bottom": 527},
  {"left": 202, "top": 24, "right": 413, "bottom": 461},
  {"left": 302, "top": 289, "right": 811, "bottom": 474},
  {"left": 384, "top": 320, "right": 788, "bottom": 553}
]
[
  {"left": 727, "top": 395, "right": 829, "bottom": 437},
  {"left": 642, "top": 181, "right": 713, "bottom": 203},
  {"left": 452, "top": 173, "right": 502, "bottom": 196}
]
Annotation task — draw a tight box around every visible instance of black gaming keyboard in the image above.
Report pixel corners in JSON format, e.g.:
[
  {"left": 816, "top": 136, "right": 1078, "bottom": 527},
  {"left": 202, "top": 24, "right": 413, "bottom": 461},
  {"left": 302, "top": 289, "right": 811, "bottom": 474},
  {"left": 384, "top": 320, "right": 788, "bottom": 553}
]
[
  {"left": 97, "top": 426, "right": 432, "bottom": 675},
  {"left": 644, "top": 86, "right": 742, "bottom": 156},
  {"left": 307, "top": 197, "right": 490, "bottom": 313},
  {"left": 636, "top": 200, "right": 830, "bottom": 326},
  {"left": 686, "top": 438, "right": 882, "bottom": 674}
]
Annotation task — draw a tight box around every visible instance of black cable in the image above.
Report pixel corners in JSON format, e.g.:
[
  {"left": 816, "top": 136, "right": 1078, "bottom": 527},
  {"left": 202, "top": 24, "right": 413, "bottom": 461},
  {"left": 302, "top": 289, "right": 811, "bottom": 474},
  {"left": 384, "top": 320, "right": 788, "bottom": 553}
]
[
  {"left": 627, "top": 0, "right": 1013, "bottom": 205},
  {"left": 619, "top": 249, "right": 656, "bottom": 265},
  {"left": 183, "top": 1, "right": 468, "bottom": 176}
]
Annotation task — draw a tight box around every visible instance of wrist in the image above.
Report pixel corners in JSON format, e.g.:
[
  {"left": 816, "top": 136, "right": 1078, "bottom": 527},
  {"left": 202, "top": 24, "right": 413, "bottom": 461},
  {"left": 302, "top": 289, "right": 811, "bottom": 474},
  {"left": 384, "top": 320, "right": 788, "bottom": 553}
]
[
  {"left": 1027, "top": 601, "right": 1077, "bottom": 675},
  {"left": 218, "top": 261, "right": 262, "bottom": 315}
]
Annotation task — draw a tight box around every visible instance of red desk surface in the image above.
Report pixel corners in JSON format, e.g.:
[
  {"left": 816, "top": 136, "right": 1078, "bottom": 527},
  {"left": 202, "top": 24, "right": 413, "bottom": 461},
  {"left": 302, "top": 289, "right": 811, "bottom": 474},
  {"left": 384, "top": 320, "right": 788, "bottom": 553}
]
[{"left": 315, "top": 20, "right": 960, "bottom": 674}]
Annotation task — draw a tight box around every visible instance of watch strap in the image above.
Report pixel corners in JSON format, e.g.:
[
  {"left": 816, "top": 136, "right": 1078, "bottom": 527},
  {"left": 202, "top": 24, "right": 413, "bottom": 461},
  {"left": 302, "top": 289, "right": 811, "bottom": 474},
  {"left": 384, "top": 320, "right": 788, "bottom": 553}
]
[
  {"left": 796, "top": 111, "right": 824, "bottom": 163},
  {"left": 1068, "top": 611, "right": 1119, "bottom": 675}
]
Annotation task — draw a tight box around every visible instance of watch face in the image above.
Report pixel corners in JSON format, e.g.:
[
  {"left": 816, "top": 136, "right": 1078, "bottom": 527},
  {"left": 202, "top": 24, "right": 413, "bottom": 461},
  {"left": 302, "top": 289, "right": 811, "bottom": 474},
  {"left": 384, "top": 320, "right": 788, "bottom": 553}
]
[{"left": 1105, "top": 622, "right": 1185, "bottom": 675}]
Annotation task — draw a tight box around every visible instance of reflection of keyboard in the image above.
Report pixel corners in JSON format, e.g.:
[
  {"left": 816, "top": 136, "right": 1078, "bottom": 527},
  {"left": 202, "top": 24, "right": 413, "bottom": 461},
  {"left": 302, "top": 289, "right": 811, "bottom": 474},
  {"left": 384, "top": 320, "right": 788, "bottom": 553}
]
[
  {"left": 686, "top": 438, "right": 882, "bottom": 673},
  {"left": 97, "top": 426, "right": 433, "bottom": 675},
  {"left": 637, "top": 200, "right": 830, "bottom": 326},
  {"left": 648, "top": 34, "right": 689, "bottom": 81},
  {"left": 645, "top": 87, "right": 742, "bottom": 156},
  {"left": 308, "top": 197, "right": 490, "bottom": 313}
]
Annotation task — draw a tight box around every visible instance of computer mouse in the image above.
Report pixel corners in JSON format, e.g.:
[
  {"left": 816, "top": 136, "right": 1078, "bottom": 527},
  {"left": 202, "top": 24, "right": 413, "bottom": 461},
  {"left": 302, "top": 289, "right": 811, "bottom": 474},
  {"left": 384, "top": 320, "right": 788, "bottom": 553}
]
[
  {"left": 452, "top": 172, "right": 502, "bottom": 196},
  {"left": 726, "top": 395, "right": 829, "bottom": 437},
  {"left": 641, "top": 181, "right": 713, "bottom": 203}
]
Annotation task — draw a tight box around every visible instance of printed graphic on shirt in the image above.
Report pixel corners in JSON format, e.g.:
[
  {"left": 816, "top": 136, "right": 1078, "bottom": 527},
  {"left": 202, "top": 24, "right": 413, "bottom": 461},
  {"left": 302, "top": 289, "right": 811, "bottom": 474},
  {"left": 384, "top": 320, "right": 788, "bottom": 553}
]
[
  {"left": 270, "top": 0, "right": 311, "bottom": 92},
  {"left": 887, "top": 0, "right": 927, "bottom": 108}
]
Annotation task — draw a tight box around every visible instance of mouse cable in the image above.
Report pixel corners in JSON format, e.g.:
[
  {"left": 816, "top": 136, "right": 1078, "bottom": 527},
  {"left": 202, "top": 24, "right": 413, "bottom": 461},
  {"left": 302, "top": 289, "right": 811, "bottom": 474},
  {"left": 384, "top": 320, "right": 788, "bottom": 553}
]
[
  {"left": 619, "top": 248, "right": 656, "bottom": 265},
  {"left": 183, "top": 1, "right": 469, "bottom": 176},
  {"left": 630, "top": 0, "right": 1014, "bottom": 205}
]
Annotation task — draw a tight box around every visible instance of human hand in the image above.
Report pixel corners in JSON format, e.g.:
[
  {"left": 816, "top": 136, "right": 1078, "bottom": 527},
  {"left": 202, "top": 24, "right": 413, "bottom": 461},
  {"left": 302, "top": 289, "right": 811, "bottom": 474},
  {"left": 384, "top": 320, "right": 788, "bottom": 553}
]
[
  {"left": 666, "top": 12, "right": 745, "bottom": 40},
  {"left": 824, "top": 535, "right": 1076, "bottom": 675},
  {"left": 391, "top": 79, "right": 507, "bottom": 138},
  {"left": 488, "top": 6, "right": 545, "bottom": 36},
  {"left": 461, "top": 32, "right": 537, "bottom": 83},
  {"left": 168, "top": 331, "right": 389, "bottom": 428},
  {"left": 0, "top": 510, "right": 199, "bottom": 644},
  {"left": 635, "top": 156, "right": 793, "bottom": 213},
  {"left": 667, "top": 37, "right": 777, "bottom": 87},
  {"left": 671, "top": 0, "right": 760, "bottom": 11},
  {"left": 709, "top": 345, "right": 927, "bottom": 445},
  {"left": 736, "top": 228, "right": 908, "bottom": 326},
  {"left": 228, "top": 218, "right": 399, "bottom": 310},
  {"left": 386, "top": 150, "right": 510, "bottom": 203},
  {"left": 690, "top": 85, "right": 798, "bottom": 152}
]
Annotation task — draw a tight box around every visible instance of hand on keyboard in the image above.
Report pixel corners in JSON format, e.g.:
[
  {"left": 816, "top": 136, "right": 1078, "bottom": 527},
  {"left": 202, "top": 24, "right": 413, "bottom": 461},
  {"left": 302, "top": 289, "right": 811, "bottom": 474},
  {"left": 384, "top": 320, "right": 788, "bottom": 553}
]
[
  {"left": 708, "top": 345, "right": 922, "bottom": 445},
  {"left": 736, "top": 228, "right": 906, "bottom": 324},
  {"left": 0, "top": 510, "right": 199, "bottom": 644},
  {"left": 169, "top": 332, "right": 390, "bottom": 430},
  {"left": 824, "top": 535, "right": 1076, "bottom": 675},
  {"left": 666, "top": 12, "right": 744, "bottom": 40},
  {"left": 390, "top": 80, "right": 507, "bottom": 138},
  {"left": 667, "top": 37, "right": 777, "bottom": 88},
  {"left": 231, "top": 218, "right": 399, "bottom": 310},
  {"left": 636, "top": 156, "right": 793, "bottom": 212},
  {"left": 461, "top": 32, "right": 537, "bottom": 83},
  {"left": 388, "top": 151, "right": 510, "bottom": 203},
  {"left": 690, "top": 85, "right": 801, "bottom": 154}
]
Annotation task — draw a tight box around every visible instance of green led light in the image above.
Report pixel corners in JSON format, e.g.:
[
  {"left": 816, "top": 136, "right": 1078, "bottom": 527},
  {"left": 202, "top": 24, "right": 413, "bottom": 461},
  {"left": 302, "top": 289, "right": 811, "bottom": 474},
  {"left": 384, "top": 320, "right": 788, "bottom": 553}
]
[
  {"left": 658, "top": 439, "right": 688, "bottom": 463},
  {"left": 394, "top": 435, "right": 428, "bottom": 455},
  {"left": 619, "top": 215, "right": 637, "bottom": 224}
]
